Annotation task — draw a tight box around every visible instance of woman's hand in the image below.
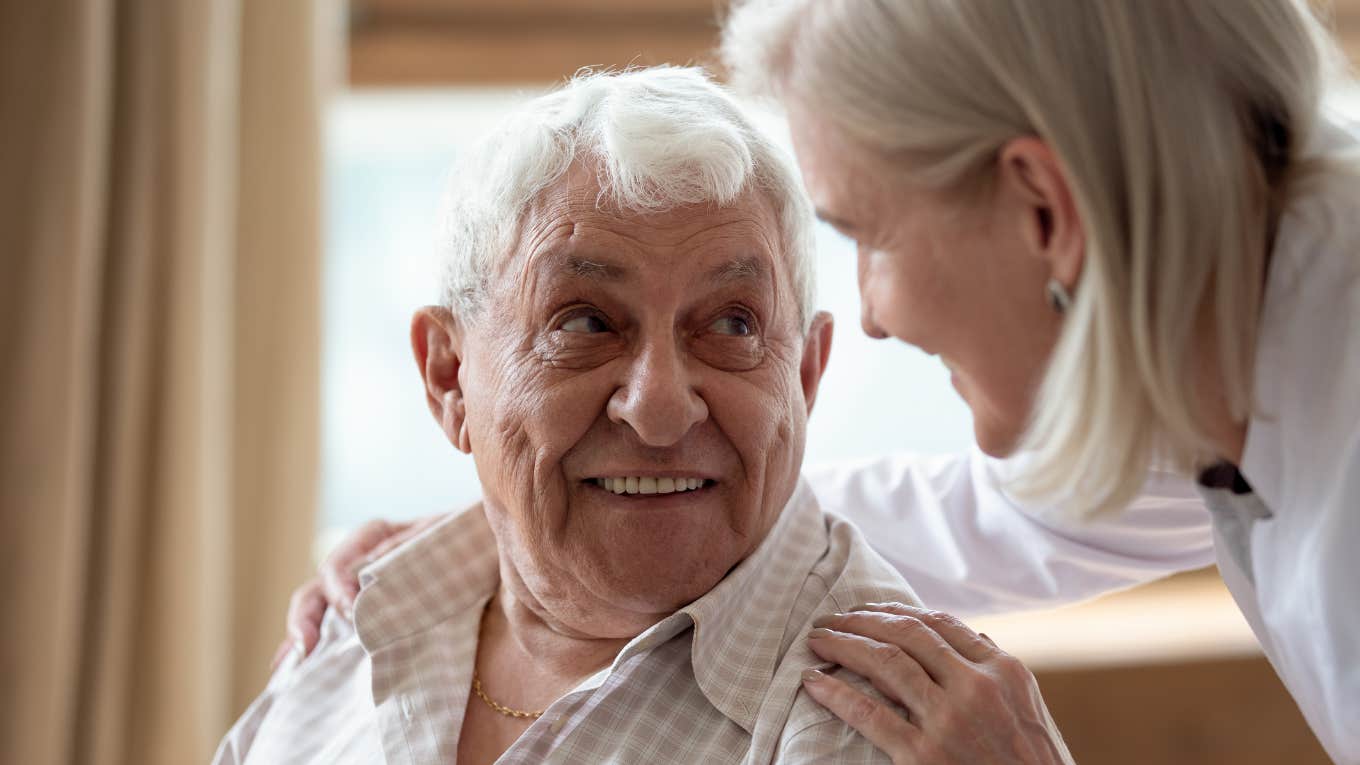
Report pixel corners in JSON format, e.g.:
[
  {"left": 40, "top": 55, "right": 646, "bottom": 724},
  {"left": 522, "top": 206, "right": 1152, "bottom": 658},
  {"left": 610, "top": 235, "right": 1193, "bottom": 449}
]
[
  {"left": 269, "top": 514, "right": 446, "bottom": 670},
  {"left": 803, "top": 603, "right": 1072, "bottom": 764}
]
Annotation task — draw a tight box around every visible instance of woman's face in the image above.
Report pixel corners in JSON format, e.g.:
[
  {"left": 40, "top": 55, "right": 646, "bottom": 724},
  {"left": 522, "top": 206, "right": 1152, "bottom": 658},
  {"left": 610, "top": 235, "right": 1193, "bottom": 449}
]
[{"left": 787, "top": 103, "right": 1066, "bottom": 456}]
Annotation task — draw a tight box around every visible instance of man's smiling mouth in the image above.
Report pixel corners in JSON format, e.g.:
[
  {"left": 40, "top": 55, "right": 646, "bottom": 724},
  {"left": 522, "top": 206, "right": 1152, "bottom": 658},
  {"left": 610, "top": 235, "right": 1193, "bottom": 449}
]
[{"left": 587, "top": 477, "right": 714, "bottom": 495}]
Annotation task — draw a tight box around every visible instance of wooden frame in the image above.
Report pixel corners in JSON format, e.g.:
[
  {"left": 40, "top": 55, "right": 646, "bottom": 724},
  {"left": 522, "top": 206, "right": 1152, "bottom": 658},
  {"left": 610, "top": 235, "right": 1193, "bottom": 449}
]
[
  {"left": 348, "top": 0, "right": 1360, "bottom": 86},
  {"left": 348, "top": 0, "right": 725, "bottom": 85}
]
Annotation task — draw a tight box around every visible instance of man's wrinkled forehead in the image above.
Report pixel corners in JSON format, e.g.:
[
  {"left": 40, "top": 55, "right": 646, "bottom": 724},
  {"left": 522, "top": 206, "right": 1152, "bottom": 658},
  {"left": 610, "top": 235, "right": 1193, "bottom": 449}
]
[
  {"left": 525, "top": 249, "right": 773, "bottom": 295},
  {"left": 492, "top": 174, "right": 788, "bottom": 306}
]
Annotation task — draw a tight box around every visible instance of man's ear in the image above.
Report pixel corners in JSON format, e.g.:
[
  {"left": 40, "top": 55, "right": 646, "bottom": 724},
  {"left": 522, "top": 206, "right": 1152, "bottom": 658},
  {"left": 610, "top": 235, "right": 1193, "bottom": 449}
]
[
  {"left": 997, "top": 137, "right": 1085, "bottom": 290},
  {"left": 799, "top": 311, "right": 835, "bottom": 415},
  {"left": 410, "top": 306, "right": 472, "bottom": 454}
]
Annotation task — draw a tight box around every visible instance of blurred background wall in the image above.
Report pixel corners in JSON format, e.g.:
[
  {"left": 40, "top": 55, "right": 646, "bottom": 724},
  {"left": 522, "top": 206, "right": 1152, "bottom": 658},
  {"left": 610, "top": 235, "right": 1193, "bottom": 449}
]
[{"left": 3, "top": 1, "right": 1355, "bottom": 763}]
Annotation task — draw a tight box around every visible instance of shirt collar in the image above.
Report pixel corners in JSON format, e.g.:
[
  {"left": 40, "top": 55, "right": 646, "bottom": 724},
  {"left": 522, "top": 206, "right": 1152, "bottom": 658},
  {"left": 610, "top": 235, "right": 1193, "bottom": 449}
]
[
  {"left": 353, "top": 480, "right": 829, "bottom": 735},
  {"left": 353, "top": 507, "right": 498, "bottom": 652},
  {"left": 673, "top": 479, "right": 827, "bottom": 732},
  {"left": 599, "top": 480, "right": 830, "bottom": 733}
]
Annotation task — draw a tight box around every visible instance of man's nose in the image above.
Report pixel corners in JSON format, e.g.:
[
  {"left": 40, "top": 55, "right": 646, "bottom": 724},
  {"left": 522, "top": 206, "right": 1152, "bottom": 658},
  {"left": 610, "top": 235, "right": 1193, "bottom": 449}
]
[
  {"left": 606, "top": 341, "right": 708, "bottom": 447},
  {"left": 857, "top": 244, "right": 889, "bottom": 340}
]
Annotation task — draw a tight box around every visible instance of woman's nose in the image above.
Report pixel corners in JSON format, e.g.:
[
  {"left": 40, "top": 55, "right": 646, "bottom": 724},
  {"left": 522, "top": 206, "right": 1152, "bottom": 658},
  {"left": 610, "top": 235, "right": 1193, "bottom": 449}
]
[
  {"left": 857, "top": 245, "right": 890, "bottom": 340},
  {"left": 606, "top": 341, "right": 709, "bottom": 447},
  {"left": 860, "top": 306, "right": 889, "bottom": 340}
]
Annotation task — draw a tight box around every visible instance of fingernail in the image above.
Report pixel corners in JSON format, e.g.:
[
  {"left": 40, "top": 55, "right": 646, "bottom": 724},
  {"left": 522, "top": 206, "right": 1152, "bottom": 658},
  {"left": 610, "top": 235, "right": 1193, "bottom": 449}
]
[
  {"left": 852, "top": 601, "right": 916, "bottom": 612},
  {"left": 811, "top": 613, "right": 845, "bottom": 628},
  {"left": 808, "top": 627, "right": 837, "bottom": 640},
  {"left": 801, "top": 668, "right": 826, "bottom": 684}
]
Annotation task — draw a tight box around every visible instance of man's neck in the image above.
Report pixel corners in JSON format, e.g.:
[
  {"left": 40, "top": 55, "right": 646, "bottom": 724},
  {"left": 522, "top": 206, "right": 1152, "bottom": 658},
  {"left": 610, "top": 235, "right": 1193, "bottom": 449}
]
[{"left": 485, "top": 584, "right": 632, "bottom": 684}]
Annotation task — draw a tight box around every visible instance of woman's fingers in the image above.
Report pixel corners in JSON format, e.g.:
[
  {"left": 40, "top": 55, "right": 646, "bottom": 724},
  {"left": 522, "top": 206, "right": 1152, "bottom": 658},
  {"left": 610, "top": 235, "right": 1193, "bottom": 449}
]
[
  {"left": 269, "top": 637, "right": 297, "bottom": 672},
  {"left": 320, "top": 519, "right": 408, "bottom": 618},
  {"left": 813, "top": 609, "right": 968, "bottom": 683},
  {"left": 362, "top": 512, "right": 442, "bottom": 566},
  {"left": 806, "top": 627, "right": 938, "bottom": 713},
  {"left": 801, "top": 668, "right": 919, "bottom": 762},
  {"left": 282, "top": 578, "right": 326, "bottom": 660},
  {"left": 851, "top": 602, "right": 998, "bottom": 664},
  {"left": 274, "top": 513, "right": 452, "bottom": 669},
  {"left": 320, "top": 514, "right": 447, "bottom": 618},
  {"left": 805, "top": 603, "right": 1072, "bottom": 764}
]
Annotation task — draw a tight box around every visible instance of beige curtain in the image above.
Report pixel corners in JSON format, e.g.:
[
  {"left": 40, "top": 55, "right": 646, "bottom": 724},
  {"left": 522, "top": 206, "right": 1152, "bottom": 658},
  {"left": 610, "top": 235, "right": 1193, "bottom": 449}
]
[{"left": 0, "top": 1, "right": 334, "bottom": 762}]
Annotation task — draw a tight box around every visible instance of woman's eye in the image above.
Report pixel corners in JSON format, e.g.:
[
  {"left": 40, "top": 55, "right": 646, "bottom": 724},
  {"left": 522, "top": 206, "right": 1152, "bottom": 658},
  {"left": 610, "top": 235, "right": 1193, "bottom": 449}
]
[
  {"left": 560, "top": 314, "right": 610, "bottom": 334},
  {"left": 709, "top": 314, "right": 753, "bottom": 337}
]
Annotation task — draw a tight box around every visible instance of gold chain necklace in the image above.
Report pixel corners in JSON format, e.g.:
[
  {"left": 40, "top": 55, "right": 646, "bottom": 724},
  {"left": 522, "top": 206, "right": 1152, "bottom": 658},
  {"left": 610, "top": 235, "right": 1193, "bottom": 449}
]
[{"left": 471, "top": 672, "right": 544, "bottom": 720}]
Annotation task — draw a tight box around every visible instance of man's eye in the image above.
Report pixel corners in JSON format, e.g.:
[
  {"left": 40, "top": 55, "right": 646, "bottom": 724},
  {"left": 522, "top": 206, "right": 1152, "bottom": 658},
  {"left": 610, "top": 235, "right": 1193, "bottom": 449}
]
[
  {"left": 560, "top": 314, "right": 610, "bottom": 333},
  {"left": 709, "top": 314, "right": 753, "bottom": 337}
]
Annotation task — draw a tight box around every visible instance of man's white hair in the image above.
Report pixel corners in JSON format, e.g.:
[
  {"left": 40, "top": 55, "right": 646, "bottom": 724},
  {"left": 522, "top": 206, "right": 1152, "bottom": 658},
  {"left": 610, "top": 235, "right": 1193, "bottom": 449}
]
[{"left": 436, "top": 66, "right": 816, "bottom": 331}]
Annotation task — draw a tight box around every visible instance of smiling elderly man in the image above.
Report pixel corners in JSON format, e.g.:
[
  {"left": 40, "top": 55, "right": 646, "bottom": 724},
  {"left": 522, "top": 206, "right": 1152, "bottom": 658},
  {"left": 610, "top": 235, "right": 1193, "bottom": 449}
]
[{"left": 214, "top": 67, "right": 918, "bottom": 765}]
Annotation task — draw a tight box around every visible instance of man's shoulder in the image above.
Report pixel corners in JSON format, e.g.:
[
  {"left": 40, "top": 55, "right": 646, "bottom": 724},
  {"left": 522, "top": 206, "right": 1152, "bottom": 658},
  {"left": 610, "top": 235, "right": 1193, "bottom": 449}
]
[
  {"left": 775, "top": 668, "right": 899, "bottom": 764},
  {"left": 812, "top": 508, "right": 922, "bottom": 612},
  {"left": 747, "top": 507, "right": 915, "bottom": 762},
  {"left": 212, "top": 611, "right": 379, "bottom": 764}
]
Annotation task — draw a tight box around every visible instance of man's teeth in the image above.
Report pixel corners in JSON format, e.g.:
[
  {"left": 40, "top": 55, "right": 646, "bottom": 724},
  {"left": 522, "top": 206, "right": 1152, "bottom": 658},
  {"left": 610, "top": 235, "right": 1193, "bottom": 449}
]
[{"left": 592, "top": 477, "right": 710, "bottom": 495}]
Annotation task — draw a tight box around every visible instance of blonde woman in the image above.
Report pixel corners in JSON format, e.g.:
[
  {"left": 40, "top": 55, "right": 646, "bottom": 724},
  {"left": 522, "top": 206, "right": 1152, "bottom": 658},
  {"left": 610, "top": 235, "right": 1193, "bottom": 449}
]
[{"left": 282, "top": 1, "right": 1358, "bottom": 761}]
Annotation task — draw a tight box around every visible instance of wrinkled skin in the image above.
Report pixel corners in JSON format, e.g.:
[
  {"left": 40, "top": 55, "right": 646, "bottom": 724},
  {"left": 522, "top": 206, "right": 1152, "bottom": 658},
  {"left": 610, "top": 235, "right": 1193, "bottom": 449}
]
[
  {"left": 418, "top": 163, "right": 832, "bottom": 641},
  {"left": 402, "top": 163, "right": 836, "bottom": 762},
  {"left": 802, "top": 604, "right": 1071, "bottom": 764}
]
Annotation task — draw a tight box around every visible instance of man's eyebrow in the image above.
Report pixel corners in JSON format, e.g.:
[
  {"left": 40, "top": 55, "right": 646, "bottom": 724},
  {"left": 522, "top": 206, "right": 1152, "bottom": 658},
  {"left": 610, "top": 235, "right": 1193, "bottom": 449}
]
[
  {"left": 558, "top": 256, "right": 629, "bottom": 281},
  {"left": 705, "top": 256, "right": 768, "bottom": 285},
  {"left": 544, "top": 253, "right": 765, "bottom": 286}
]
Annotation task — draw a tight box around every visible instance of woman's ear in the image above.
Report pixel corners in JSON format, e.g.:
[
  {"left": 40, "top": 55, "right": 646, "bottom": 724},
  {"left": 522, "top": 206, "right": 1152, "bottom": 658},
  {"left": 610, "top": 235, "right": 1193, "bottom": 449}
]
[
  {"left": 998, "top": 137, "right": 1085, "bottom": 291},
  {"left": 410, "top": 306, "right": 472, "bottom": 453}
]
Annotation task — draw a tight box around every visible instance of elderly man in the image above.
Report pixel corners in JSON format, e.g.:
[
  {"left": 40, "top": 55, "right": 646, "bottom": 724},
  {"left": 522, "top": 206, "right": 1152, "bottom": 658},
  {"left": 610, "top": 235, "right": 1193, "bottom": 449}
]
[{"left": 214, "top": 66, "right": 917, "bottom": 764}]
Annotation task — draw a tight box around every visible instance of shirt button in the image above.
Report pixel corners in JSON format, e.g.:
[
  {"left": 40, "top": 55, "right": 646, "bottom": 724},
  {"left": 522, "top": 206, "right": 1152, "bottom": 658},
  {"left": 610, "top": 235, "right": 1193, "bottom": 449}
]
[
  {"left": 401, "top": 696, "right": 415, "bottom": 721},
  {"left": 549, "top": 716, "right": 565, "bottom": 734}
]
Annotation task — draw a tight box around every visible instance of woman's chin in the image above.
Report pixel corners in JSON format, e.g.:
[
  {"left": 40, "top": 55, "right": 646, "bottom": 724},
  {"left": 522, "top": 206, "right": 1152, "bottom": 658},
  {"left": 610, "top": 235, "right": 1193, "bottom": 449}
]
[{"left": 970, "top": 411, "right": 1023, "bottom": 458}]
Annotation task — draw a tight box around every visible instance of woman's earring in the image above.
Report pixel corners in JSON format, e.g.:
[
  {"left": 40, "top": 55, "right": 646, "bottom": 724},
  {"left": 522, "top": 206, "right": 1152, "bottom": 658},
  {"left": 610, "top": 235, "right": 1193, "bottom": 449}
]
[{"left": 1046, "top": 278, "right": 1073, "bottom": 315}]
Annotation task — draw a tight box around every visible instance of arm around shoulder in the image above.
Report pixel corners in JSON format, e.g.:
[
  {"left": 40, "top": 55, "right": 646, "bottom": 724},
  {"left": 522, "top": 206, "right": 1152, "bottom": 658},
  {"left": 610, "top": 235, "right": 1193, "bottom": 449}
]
[{"left": 804, "top": 448, "right": 1215, "bottom": 617}]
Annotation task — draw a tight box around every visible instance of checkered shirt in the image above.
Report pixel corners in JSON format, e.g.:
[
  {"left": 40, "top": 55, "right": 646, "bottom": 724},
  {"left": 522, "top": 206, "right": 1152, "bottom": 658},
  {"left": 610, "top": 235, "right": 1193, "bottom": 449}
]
[{"left": 213, "top": 479, "right": 920, "bottom": 764}]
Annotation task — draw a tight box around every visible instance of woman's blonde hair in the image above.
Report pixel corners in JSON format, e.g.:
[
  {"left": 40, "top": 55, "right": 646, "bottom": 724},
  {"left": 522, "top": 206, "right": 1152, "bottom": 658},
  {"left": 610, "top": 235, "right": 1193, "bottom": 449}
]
[{"left": 724, "top": 0, "right": 1348, "bottom": 514}]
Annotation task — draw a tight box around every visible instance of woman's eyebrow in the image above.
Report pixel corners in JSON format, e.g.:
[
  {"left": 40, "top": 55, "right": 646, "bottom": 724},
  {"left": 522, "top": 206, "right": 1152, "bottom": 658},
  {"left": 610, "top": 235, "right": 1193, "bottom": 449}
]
[{"left": 814, "top": 208, "right": 856, "bottom": 232}]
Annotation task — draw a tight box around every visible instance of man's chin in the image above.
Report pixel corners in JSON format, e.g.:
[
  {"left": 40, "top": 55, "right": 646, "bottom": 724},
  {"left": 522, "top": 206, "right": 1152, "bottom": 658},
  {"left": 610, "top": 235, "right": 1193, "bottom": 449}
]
[{"left": 585, "top": 555, "right": 736, "bottom": 616}]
